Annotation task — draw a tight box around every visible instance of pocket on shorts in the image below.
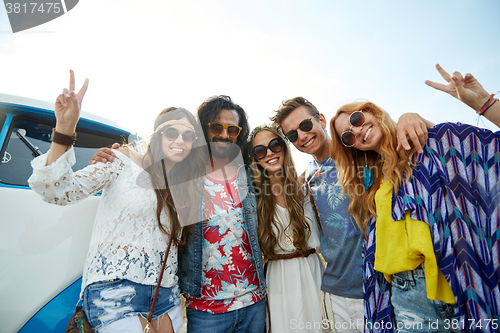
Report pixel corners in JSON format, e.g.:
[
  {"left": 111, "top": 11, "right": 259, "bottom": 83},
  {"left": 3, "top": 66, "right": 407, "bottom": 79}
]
[
  {"left": 432, "top": 299, "right": 455, "bottom": 321},
  {"left": 391, "top": 273, "right": 409, "bottom": 291},
  {"left": 84, "top": 279, "right": 138, "bottom": 330},
  {"left": 86, "top": 278, "right": 125, "bottom": 290}
]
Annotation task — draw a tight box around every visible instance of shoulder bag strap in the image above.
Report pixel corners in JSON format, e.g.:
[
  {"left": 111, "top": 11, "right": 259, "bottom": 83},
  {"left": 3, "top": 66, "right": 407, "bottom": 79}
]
[{"left": 144, "top": 236, "right": 174, "bottom": 332}]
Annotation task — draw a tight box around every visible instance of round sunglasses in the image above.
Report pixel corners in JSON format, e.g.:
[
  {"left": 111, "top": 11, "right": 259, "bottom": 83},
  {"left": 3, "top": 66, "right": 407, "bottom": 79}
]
[
  {"left": 207, "top": 123, "right": 242, "bottom": 138},
  {"left": 340, "top": 111, "right": 365, "bottom": 147},
  {"left": 161, "top": 127, "right": 197, "bottom": 143},
  {"left": 253, "top": 137, "right": 286, "bottom": 160},
  {"left": 284, "top": 114, "right": 320, "bottom": 142}
]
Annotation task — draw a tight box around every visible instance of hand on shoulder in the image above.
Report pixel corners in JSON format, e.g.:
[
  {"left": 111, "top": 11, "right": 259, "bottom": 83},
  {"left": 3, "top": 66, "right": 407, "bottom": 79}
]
[
  {"left": 117, "top": 146, "right": 130, "bottom": 157},
  {"left": 117, "top": 146, "right": 143, "bottom": 167}
]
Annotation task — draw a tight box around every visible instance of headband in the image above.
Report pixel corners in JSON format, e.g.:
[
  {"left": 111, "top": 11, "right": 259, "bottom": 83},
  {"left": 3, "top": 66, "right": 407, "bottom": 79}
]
[{"left": 155, "top": 119, "right": 196, "bottom": 134}]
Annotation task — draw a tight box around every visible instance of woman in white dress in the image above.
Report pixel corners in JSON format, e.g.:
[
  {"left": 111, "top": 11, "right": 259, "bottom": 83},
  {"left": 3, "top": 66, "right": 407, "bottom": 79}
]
[
  {"left": 249, "top": 125, "right": 326, "bottom": 332},
  {"left": 28, "top": 71, "right": 206, "bottom": 333}
]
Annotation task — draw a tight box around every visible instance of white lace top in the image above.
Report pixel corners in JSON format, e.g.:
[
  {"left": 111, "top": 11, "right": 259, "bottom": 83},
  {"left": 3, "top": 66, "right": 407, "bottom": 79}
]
[{"left": 28, "top": 148, "right": 178, "bottom": 296}]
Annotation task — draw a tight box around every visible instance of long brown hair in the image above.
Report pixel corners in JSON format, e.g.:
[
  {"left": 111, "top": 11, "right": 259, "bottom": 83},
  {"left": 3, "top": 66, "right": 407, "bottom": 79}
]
[
  {"left": 141, "top": 107, "right": 207, "bottom": 248},
  {"left": 330, "top": 101, "right": 418, "bottom": 232},
  {"left": 249, "top": 125, "right": 310, "bottom": 261}
]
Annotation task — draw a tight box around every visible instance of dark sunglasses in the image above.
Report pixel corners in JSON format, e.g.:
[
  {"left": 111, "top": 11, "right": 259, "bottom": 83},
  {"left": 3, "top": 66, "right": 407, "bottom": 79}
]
[
  {"left": 207, "top": 123, "right": 242, "bottom": 138},
  {"left": 284, "top": 114, "right": 320, "bottom": 142},
  {"left": 161, "top": 127, "right": 197, "bottom": 143},
  {"left": 253, "top": 137, "right": 286, "bottom": 160},
  {"left": 340, "top": 111, "right": 366, "bottom": 147}
]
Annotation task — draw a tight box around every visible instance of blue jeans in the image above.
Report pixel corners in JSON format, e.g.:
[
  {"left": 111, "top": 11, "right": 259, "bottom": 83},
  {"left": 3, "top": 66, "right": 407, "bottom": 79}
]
[
  {"left": 83, "top": 279, "right": 181, "bottom": 330},
  {"left": 185, "top": 298, "right": 266, "bottom": 333},
  {"left": 391, "top": 264, "right": 457, "bottom": 333}
]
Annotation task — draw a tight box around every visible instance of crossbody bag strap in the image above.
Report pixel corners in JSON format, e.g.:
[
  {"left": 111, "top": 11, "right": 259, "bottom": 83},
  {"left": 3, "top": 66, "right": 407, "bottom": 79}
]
[
  {"left": 306, "top": 183, "right": 322, "bottom": 231},
  {"left": 144, "top": 236, "right": 174, "bottom": 332}
]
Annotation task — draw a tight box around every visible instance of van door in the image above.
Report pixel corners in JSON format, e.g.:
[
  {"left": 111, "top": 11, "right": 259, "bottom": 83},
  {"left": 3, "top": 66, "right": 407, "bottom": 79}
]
[{"left": 0, "top": 103, "right": 129, "bottom": 333}]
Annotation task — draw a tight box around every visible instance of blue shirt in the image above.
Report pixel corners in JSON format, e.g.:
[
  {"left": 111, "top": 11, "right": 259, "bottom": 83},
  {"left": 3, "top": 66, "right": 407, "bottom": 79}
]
[{"left": 305, "top": 156, "right": 363, "bottom": 299}]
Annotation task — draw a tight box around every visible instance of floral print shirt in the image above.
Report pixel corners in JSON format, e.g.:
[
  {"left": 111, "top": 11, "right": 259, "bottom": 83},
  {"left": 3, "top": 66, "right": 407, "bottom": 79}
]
[{"left": 185, "top": 175, "right": 264, "bottom": 313}]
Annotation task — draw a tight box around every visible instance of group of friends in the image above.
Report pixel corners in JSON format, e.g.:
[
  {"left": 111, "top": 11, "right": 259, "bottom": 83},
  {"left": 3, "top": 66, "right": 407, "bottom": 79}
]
[{"left": 28, "top": 64, "right": 500, "bottom": 333}]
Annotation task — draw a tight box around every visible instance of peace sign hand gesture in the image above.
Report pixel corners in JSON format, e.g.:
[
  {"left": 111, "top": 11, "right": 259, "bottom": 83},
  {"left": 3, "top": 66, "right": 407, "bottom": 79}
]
[
  {"left": 425, "top": 64, "right": 490, "bottom": 113},
  {"left": 54, "top": 69, "right": 89, "bottom": 136}
]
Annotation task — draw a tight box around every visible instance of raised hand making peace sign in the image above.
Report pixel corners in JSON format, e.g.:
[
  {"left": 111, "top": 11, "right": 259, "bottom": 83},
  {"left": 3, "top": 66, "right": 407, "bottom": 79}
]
[
  {"left": 54, "top": 69, "right": 89, "bottom": 136},
  {"left": 47, "top": 70, "right": 89, "bottom": 165},
  {"left": 425, "top": 64, "right": 490, "bottom": 112},
  {"left": 425, "top": 64, "right": 499, "bottom": 127}
]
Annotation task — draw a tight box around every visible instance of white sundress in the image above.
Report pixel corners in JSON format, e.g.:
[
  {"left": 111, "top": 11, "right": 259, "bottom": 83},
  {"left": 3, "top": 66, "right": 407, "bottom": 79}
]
[{"left": 265, "top": 195, "right": 327, "bottom": 332}]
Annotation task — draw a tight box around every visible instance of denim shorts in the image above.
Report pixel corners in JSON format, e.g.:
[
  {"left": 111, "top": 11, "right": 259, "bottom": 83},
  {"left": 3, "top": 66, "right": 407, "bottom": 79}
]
[
  {"left": 391, "top": 264, "right": 457, "bottom": 333},
  {"left": 82, "top": 279, "right": 181, "bottom": 331}
]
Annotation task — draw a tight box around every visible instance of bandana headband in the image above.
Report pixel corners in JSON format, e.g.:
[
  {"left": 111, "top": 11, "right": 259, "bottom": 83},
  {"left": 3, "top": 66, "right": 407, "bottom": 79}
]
[{"left": 155, "top": 119, "right": 196, "bottom": 134}]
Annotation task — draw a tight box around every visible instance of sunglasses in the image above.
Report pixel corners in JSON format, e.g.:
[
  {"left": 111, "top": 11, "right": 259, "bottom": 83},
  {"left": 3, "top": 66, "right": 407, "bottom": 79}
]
[
  {"left": 340, "top": 111, "right": 366, "bottom": 147},
  {"left": 253, "top": 137, "right": 286, "bottom": 160},
  {"left": 284, "top": 114, "right": 320, "bottom": 142},
  {"left": 161, "top": 127, "right": 197, "bottom": 143},
  {"left": 207, "top": 123, "right": 242, "bottom": 138}
]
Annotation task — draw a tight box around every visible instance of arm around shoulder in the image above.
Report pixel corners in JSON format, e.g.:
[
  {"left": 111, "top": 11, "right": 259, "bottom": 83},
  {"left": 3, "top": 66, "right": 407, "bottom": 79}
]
[{"left": 116, "top": 146, "right": 143, "bottom": 167}]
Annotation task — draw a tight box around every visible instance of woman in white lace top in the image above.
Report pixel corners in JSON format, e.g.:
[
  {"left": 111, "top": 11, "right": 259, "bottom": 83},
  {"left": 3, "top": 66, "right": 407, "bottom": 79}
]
[{"left": 28, "top": 71, "right": 206, "bottom": 333}]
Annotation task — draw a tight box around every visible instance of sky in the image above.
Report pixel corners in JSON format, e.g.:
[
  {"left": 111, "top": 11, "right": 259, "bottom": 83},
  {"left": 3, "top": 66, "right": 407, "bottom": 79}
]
[{"left": 1, "top": 0, "right": 499, "bottom": 173}]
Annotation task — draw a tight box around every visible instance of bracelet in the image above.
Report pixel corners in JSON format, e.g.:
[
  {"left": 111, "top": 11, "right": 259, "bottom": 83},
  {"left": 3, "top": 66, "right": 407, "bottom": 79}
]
[
  {"left": 477, "top": 94, "right": 495, "bottom": 115},
  {"left": 51, "top": 128, "right": 77, "bottom": 146},
  {"left": 482, "top": 99, "right": 498, "bottom": 116}
]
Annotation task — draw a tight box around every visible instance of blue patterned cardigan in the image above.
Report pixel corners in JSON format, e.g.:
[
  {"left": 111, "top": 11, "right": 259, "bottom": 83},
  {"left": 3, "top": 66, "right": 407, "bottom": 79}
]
[{"left": 364, "top": 123, "right": 500, "bottom": 333}]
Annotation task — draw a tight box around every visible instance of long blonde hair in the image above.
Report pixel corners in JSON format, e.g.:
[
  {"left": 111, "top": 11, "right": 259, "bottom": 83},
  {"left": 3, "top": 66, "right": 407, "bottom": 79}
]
[
  {"left": 249, "top": 125, "right": 310, "bottom": 261},
  {"left": 330, "top": 101, "right": 418, "bottom": 232}
]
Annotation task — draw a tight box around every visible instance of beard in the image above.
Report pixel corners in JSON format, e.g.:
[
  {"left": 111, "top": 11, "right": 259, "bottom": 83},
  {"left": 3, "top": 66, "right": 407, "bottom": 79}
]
[{"left": 209, "top": 138, "right": 240, "bottom": 160}]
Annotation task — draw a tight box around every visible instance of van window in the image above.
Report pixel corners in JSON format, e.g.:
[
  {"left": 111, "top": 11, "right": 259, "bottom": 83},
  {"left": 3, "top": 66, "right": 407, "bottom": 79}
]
[
  {"left": 0, "top": 118, "right": 125, "bottom": 187},
  {"left": 0, "top": 112, "right": 5, "bottom": 131}
]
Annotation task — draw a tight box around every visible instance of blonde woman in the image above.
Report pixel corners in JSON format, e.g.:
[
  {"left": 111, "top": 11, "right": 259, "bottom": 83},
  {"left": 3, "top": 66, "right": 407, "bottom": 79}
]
[
  {"left": 249, "top": 125, "right": 326, "bottom": 332},
  {"left": 329, "top": 66, "right": 500, "bottom": 332}
]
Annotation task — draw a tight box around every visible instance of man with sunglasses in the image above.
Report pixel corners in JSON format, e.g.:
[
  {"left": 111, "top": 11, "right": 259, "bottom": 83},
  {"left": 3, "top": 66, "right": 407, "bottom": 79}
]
[
  {"left": 272, "top": 97, "right": 431, "bottom": 333},
  {"left": 90, "top": 96, "right": 266, "bottom": 332},
  {"left": 178, "top": 95, "right": 267, "bottom": 333}
]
